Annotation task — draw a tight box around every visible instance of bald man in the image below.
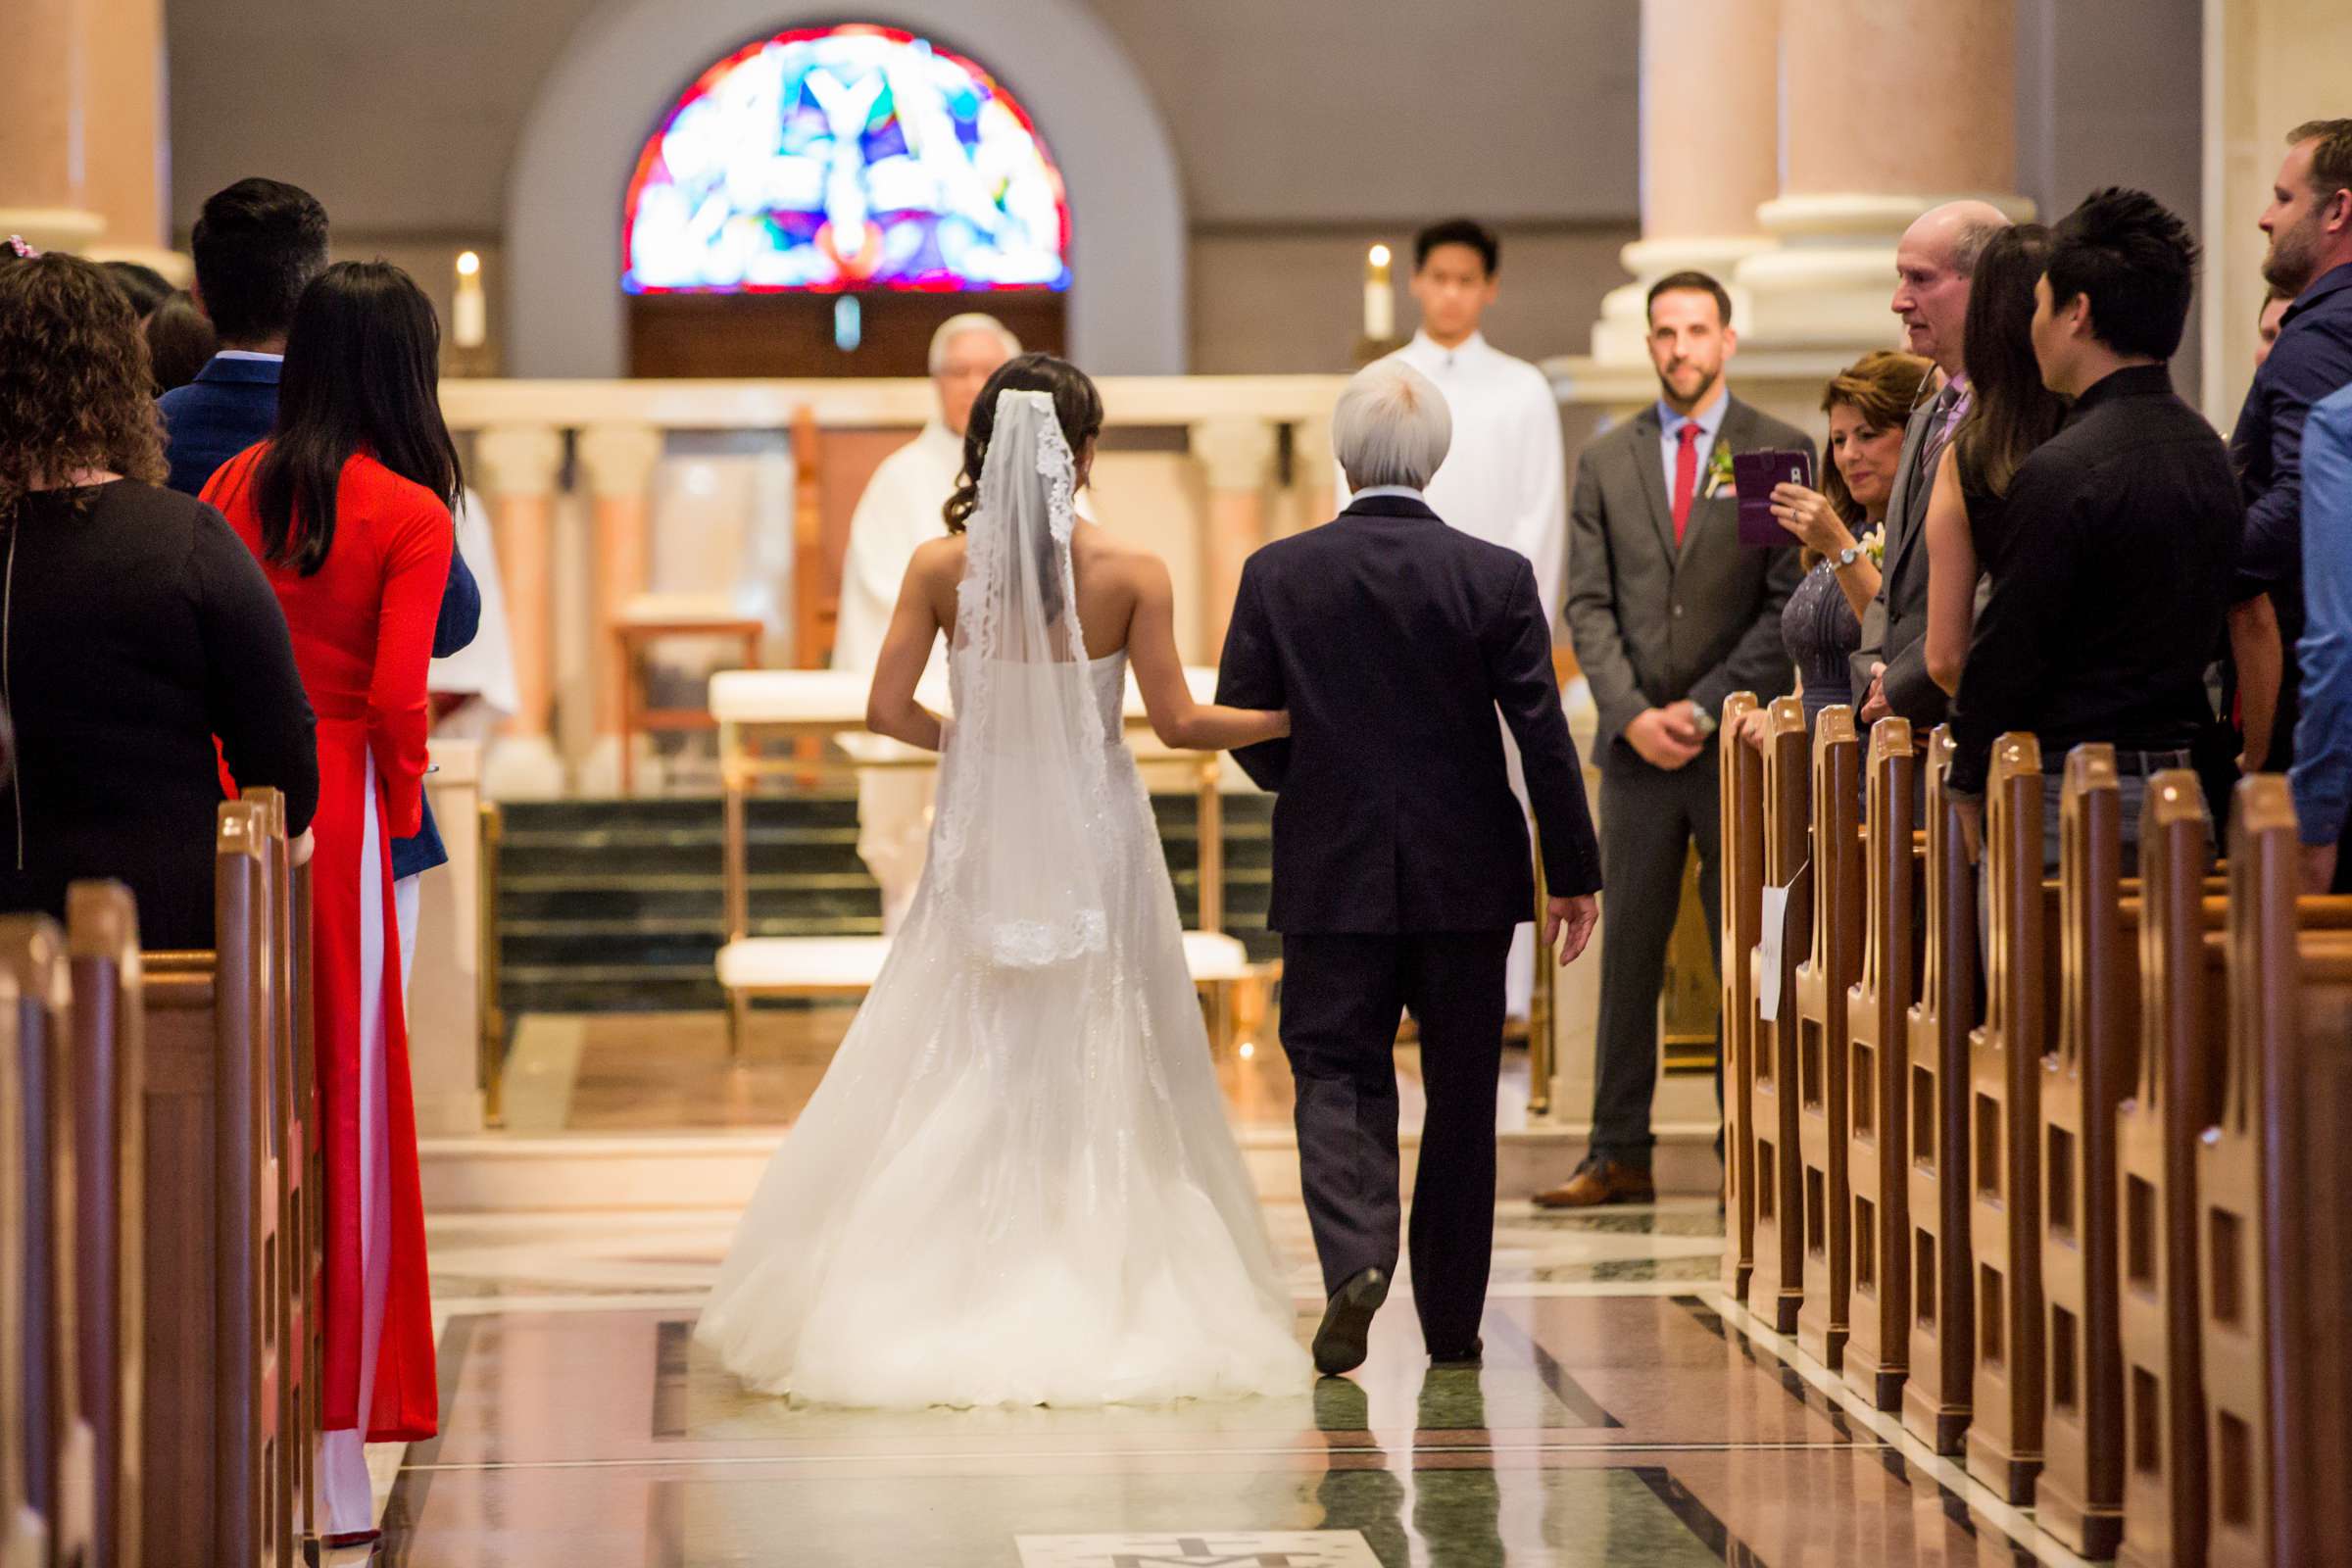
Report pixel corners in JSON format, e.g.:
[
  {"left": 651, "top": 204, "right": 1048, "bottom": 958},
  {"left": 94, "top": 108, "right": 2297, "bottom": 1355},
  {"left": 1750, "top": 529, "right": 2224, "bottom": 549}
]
[{"left": 1853, "top": 200, "right": 2013, "bottom": 726}]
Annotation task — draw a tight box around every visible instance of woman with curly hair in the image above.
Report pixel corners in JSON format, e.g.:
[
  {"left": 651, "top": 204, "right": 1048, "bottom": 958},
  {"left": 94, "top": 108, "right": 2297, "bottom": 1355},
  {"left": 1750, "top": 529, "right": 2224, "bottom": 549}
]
[{"left": 0, "top": 251, "right": 318, "bottom": 945}]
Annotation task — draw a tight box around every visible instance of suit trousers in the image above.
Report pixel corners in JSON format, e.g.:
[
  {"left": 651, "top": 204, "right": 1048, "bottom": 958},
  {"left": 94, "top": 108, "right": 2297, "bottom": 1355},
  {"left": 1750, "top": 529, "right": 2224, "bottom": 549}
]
[
  {"left": 1280, "top": 929, "right": 1513, "bottom": 1356},
  {"left": 1589, "top": 742, "right": 1723, "bottom": 1164}
]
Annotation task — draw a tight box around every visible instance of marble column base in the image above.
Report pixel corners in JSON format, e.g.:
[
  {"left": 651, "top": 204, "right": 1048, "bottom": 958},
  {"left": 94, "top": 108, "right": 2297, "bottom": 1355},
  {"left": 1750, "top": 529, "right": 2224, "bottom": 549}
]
[
  {"left": 1590, "top": 234, "right": 1776, "bottom": 365},
  {"left": 1736, "top": 191, "right": 2037, "bottom": 354},
  {"left": 0, "top": 206, "right": 107, "bottom": 252},
  {"left": 484, "top": 733, "right": 568, "bottom": 800}
]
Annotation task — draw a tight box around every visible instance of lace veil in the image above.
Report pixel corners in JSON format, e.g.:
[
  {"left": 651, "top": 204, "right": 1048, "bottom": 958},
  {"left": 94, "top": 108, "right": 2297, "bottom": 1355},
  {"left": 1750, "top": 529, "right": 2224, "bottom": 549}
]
[{"left": 928, "top": 388, "right": 1114, "bottom": 969}]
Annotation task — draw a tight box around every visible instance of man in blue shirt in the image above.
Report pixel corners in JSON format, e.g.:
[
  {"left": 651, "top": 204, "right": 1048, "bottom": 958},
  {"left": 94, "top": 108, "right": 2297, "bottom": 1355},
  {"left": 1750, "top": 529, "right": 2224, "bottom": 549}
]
[
  {"left": 2293, "top": 382, "right": 2352, "bottom": 892},
  {"left": 2232, "top": 119, "right": 2352, "bottom": 769},
  {"left": 163, "top": 177, "right": 482, "bottom": 982}
]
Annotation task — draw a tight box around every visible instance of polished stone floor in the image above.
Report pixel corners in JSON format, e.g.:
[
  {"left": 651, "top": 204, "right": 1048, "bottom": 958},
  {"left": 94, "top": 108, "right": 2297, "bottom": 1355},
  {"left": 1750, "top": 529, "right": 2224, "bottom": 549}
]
[{"left": 381, "top": 1007, "right": 2089, "bottom": 1566}]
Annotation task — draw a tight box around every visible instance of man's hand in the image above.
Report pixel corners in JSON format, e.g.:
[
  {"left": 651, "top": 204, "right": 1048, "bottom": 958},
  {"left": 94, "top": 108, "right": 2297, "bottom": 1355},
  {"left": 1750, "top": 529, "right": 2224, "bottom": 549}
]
[
  {"left": 2303, "top": 840, "right": 2339, "bottom": 893},
  {"left": 1625, "top": 706, "right": 1703, "bottom": 770},
  {"left": 1858, "top": 662, "right": 1890, "bottom": 725},
  {"left": 290, "top": 828, "right": 316, "bottom": 868},
  {"left": 1544, "top": 894, "right": 1599, "bottom": 965}
]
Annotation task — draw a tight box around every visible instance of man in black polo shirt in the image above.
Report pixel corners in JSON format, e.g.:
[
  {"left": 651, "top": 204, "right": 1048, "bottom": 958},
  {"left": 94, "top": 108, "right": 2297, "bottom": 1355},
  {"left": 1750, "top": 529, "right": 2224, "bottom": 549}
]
[{"left": 1945, "top": 188, "right": 2242, "bottom": 864}]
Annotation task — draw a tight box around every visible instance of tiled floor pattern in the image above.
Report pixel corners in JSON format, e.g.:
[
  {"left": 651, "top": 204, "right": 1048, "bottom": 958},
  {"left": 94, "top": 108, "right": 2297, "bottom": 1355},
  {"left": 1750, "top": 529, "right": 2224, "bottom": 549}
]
[
  {"left": 385, "top": 1202, "right": 2087, "bottom": 1566},
  {"left": 384, "top": 1008, "right": 2086, "bottom": 1565}
]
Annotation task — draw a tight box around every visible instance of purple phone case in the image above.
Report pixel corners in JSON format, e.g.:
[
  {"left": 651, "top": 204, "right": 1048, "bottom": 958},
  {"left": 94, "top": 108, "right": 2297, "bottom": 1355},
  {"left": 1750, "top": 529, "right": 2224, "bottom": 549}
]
[{"left": 1734, "top": 449, "right": 1814, "bottom": 547}]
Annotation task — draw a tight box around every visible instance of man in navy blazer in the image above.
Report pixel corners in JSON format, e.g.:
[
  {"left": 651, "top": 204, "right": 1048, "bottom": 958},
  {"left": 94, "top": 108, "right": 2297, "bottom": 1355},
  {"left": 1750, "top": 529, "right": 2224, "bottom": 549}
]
[
  {"left": 1218, "top": 360, "right": 1601, "bottom": 1378},
  {"left": 162, "top": 177, "right": 480, "bottom": 983}
]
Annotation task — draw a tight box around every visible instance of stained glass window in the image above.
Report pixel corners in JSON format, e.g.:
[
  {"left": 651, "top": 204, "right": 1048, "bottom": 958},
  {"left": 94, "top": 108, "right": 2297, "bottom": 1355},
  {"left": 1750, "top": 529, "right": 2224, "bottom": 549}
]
[{"left": 623, "top": 24, "right": 1072, "bottom": 294}]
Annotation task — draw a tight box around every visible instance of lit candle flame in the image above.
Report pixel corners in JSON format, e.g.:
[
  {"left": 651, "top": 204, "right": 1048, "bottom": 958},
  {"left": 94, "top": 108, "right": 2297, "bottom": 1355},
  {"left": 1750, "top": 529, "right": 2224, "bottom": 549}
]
[{"left": 457, "top": 250, "right": 481, "bottom": 277}]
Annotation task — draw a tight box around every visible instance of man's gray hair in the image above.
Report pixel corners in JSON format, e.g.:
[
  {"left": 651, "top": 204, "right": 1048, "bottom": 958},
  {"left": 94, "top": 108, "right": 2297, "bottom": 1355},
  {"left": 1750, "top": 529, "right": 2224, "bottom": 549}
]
[
  {"left": 1333, "top": 359, "right": 1452, "bottom": 491},
  {"left": 927, "top": 312, "right": 1022, "bottom": 374}
]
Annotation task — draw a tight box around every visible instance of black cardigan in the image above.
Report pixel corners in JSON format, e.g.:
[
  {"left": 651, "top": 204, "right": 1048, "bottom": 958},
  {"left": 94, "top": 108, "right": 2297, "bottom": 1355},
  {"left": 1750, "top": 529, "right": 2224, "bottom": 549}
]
[{"left": 0, "top": 480, "right": 318, "bottom": 947}]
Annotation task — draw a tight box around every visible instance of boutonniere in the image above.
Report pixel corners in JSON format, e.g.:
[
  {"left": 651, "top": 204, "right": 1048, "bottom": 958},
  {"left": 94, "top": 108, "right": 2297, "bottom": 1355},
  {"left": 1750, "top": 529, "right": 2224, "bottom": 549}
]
[
  {"left": 1860, "top": 524, "right": 1886, "bottom": 568},
  {"left": 1699, "top": 441, "right": 1736, "bottom": 500}
]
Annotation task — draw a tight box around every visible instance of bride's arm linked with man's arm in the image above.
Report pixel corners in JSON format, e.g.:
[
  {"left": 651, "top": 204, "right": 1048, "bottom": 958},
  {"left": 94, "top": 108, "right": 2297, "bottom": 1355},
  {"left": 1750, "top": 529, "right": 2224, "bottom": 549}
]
[
  {"left": 863, "top": 536, "right": 956, "bottom": 751},
  {"left": 1130, "top": 553, "right": 1290, "bottom": 753}
]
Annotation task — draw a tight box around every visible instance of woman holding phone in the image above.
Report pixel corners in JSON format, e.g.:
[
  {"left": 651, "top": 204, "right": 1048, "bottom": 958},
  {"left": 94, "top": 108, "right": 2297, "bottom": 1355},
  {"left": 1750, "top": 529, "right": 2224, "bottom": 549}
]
[{"left": 1735, "top": 349, "right": 1931, "bottom": 746}]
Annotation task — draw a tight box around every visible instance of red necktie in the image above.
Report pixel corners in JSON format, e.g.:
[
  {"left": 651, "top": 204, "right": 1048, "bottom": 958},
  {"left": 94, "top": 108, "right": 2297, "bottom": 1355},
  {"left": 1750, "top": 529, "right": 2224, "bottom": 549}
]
[{"left": 1671, "top": 423, "right": 1701, "bottom": 545}]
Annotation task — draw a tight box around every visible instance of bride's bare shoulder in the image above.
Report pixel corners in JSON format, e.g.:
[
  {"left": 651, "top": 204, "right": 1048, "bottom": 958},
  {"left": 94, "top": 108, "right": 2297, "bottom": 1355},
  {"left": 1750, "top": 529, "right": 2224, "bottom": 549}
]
[{"left": 909, "top": 533, "right": 967, "bottom": 580}]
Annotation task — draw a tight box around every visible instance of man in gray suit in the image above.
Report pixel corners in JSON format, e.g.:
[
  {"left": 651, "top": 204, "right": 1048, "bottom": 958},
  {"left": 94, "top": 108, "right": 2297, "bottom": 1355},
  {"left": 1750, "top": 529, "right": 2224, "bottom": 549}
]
[
  {"left": 1541, "top": 271, "right": 1812, "bottom": 1206},
  {"left": 1851, "top": 200, "right": 2013, "bottom": 726}
]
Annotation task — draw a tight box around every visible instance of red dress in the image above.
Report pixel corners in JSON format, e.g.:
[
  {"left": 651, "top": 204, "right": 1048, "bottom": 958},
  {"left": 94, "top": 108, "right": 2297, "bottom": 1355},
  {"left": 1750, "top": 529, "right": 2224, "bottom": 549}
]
[{"left": 205, "top": 446, "right": 451, "bottom": 1443}]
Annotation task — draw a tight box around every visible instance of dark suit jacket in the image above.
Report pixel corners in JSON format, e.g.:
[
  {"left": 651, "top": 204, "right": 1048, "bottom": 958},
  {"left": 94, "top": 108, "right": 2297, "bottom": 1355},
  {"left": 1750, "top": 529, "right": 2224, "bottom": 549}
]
[
  {"left": 1848, "top": 394, "right": 1944, "bottom": 722},
  {"left": 161, "top": 353, "right": 482, "bottom": 878},
  {"left": 1564, "top": 395, "right": 1810, "bottom": 756},
  {"left": 1216, "top": 493, "right": 1600, "bottom": 934}
]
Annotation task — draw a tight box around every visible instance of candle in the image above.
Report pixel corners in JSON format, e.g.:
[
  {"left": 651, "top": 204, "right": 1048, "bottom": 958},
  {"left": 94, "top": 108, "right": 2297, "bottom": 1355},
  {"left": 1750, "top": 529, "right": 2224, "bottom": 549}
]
[
  {"left": 453, "top": 250, "right": 487, "bottom": 350},
  {"left": 1363, "top": 243, "right": 1395, "bottom": 341}
]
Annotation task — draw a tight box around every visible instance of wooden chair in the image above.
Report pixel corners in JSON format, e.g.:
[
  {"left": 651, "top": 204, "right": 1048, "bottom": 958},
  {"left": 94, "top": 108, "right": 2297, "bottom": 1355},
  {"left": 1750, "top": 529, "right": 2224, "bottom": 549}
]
[
  {"left": 1843, "top": 717, "right": 1918, "bottom": 1413},
  {"left": 3, "top": 914, "right": 100, "bottom": 1568},
  {"left": 1717, "top": 692, "right": 1764, "bottom": 1308},
  {"left": 2037, "top": 747, "right": 2131, "bottom": 1558},
  {"left": 139, "top": 800, "right": 286, "bottom": 1568},
  {"left": 1905, "top": 726, "right": 1981, "bottom": 1456},
  {"left": 2207, "top": 776, "right": 2352, "bottom": 1567},
  {"left": 66, "top": 882, "right": 144, "bottom": 1568},
  {"left": 1793, "top": 707, "right": 1864, "bottom": 1373},
  {"left": 2, "top": 932, "right": 46, "bottom": 1566},
  {"left": 1965, "top": 733, "right": 2053, "bottom": 1503},
  {"left": 612, "top": 599, "right": 766, "bottom": 795},
  {"left": 1745, "top": 695, "right": 1810, "bottom": 1336}
]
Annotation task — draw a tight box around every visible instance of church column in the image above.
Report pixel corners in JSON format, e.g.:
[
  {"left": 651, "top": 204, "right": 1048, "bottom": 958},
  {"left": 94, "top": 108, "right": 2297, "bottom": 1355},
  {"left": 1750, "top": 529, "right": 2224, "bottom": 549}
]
[
  {"left": 81, "top": 0, "right": 180, "bottom": 277},
  {"left": 1189, "top": 417, "right": 1278, "bottom": 658},
  {"left": 0, "top": 0, "right": 107, "bottom": 256},
  {"left": 1589, "top": 0, "right": 1783, "bottom": 364},
  {"left": 476, "top": 425, "right": 568, "bottom": 798},
  {"left": 576, "top": 423, "right": 664, "bottom": 793},
  {"left": 1735, "top": 0, "right": 2034, "bottom": 350},
  {"left": 1292, "top": 415, "right": 1336, "bottom": 536}
]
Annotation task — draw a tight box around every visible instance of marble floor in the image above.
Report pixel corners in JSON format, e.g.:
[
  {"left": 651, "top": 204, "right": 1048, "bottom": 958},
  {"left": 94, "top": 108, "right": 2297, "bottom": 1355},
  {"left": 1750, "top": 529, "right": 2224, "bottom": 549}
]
[{"left": 378, "top": 1011, "right": 2091, "bottom": 1565}]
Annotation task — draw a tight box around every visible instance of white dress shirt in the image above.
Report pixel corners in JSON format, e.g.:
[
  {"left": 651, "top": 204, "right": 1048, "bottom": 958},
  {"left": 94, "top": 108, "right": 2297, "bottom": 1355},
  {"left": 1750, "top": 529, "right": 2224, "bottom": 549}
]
[
  {"left": 832, "top": 420, "right": 965, "bottom": 677},
  {"left": 1345, "top": 329, "right": 1569, "bottom": 630},
  {"left": 1655, "top": 390, "right": 1731, "bottom": 505}
]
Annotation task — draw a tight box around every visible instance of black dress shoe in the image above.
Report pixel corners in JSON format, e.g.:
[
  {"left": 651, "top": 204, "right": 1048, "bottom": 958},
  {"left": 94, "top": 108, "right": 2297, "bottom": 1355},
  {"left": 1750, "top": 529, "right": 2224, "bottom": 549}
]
[
  {"left": 1428, "top": 1338, "right": 1484, "bottom": 1368},
  {"left": 1312, "top": 1266, "right": 1391, "bottom": 1376}
]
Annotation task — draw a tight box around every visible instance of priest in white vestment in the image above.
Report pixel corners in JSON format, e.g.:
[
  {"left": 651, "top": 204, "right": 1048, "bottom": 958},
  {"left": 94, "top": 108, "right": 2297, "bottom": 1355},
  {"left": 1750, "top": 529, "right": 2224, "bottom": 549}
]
[
  {"left": 1346, "top": 220, "right": 1569, "bottom": 1016},
  {"left": 833, "top": 314, "right": 1019, "bottom": 930}
]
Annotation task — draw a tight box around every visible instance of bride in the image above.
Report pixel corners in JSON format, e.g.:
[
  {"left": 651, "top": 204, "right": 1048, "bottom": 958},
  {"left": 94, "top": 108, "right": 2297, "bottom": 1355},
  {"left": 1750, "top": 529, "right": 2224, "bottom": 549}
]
[{"left": 697, "top": 355, "right": 1311, "bottom": 1407}]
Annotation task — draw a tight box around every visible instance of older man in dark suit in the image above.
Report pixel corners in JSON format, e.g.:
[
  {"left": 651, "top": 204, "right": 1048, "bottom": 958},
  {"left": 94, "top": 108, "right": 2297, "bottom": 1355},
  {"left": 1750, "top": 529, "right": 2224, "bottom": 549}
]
[
  {"left": 1543, "top": 270, "right": 1811, "bottom": 1208},
  {"left": 1218, "top": 359, "right": 1601, "bottom": 1376}
]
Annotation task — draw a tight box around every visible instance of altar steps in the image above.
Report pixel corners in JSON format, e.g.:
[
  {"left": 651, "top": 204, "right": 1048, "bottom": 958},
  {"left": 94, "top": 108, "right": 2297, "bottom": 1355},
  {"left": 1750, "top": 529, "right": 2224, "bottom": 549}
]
[{"left": 492, "top": 793, "right": 1276, "bottom": 1014}]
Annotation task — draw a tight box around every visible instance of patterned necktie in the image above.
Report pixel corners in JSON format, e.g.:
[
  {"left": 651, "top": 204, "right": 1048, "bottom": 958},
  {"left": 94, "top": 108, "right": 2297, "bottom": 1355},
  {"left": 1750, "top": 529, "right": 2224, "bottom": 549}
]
[
  {"left": 1919, "top": 380, "right": 1967, "bottom": 478},
  {"left": 1671, "top": 423, "right": 1701, "bottom": 546}
]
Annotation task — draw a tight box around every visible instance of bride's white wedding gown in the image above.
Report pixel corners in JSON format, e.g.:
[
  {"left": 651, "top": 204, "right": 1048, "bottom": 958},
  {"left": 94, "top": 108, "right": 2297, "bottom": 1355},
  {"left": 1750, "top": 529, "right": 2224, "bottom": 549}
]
[{"left": 697, "top": 610, "right": 1308, "bottom": 1405}]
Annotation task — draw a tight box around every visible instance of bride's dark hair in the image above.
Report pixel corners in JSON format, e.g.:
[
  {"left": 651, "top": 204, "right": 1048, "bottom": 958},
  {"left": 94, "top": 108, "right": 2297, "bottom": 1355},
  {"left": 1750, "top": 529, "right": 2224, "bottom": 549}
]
[{"left": 942, "top": 352, "right": 1103, "bottom": 534}]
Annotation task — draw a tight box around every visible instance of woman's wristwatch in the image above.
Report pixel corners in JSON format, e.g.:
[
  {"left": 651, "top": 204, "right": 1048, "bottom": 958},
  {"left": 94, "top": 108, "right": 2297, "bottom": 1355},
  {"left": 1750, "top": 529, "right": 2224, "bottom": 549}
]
[{"left": 1833, "top": 541, "right": 1866, "bottom": 569}]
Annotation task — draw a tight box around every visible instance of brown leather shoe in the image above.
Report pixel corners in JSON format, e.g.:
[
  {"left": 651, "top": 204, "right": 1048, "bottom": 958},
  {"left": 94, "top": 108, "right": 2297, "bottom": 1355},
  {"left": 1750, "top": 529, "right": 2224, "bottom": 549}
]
[{"left": 1532, "top": 1156, "right": 1656, "bottom": 1208}]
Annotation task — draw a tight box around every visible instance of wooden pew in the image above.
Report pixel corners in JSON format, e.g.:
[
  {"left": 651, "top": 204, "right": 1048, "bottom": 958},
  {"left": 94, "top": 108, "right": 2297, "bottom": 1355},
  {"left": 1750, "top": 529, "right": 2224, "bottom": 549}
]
[
  {"left": 1843, "top": 717, "right": 1919, "bottom": 1412},
  {"left": 1905, "top": 726, "right": 1981, "bottom": 1456},
  {"left": 2116, "top": 771, "right": 2215, "bottom": 1568},
  {"left": 2205, "top": 777, "right": 2352, "bottom": 1567},
  {"left": 2038, "top": 747, "right": 2131, "bottom": 1558},
  {"left": 1745, "top": 695, "right": 1810, "bottom": 1336},
  {"left": 250, "top": 789, "right": 318, "bottom": 1557},
  {"left": 2, "top": 933, "right": 44, "bottom": 1566},
  {"left": 139, "top": 800, "right": 286, "bottom": 1568},
  {"left": 1794, "top": 707, "right": 1864, "bottom": 1373},
  {"left": 4, "top": 916, "right": 100, "bottom": 1568},
  {"left": 1967, "top": 733, "right": 2053, "bottom": 1503},
  {"left": 1718, "top": 691, "right": 1764, "bottom": 1308},
  {"left": 66, "top": 883, "right": 144, "bottom": 1568}
]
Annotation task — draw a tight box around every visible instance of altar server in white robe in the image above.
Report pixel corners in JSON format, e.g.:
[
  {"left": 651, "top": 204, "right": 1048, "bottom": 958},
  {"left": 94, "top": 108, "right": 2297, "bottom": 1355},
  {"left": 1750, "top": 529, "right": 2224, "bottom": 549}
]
[
  {"left": 833, "top": 314, "right": 1019, "bottom": 930},
  {"left": 1347, "top": 219, "right": 1569, "bottom": 1017}
]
